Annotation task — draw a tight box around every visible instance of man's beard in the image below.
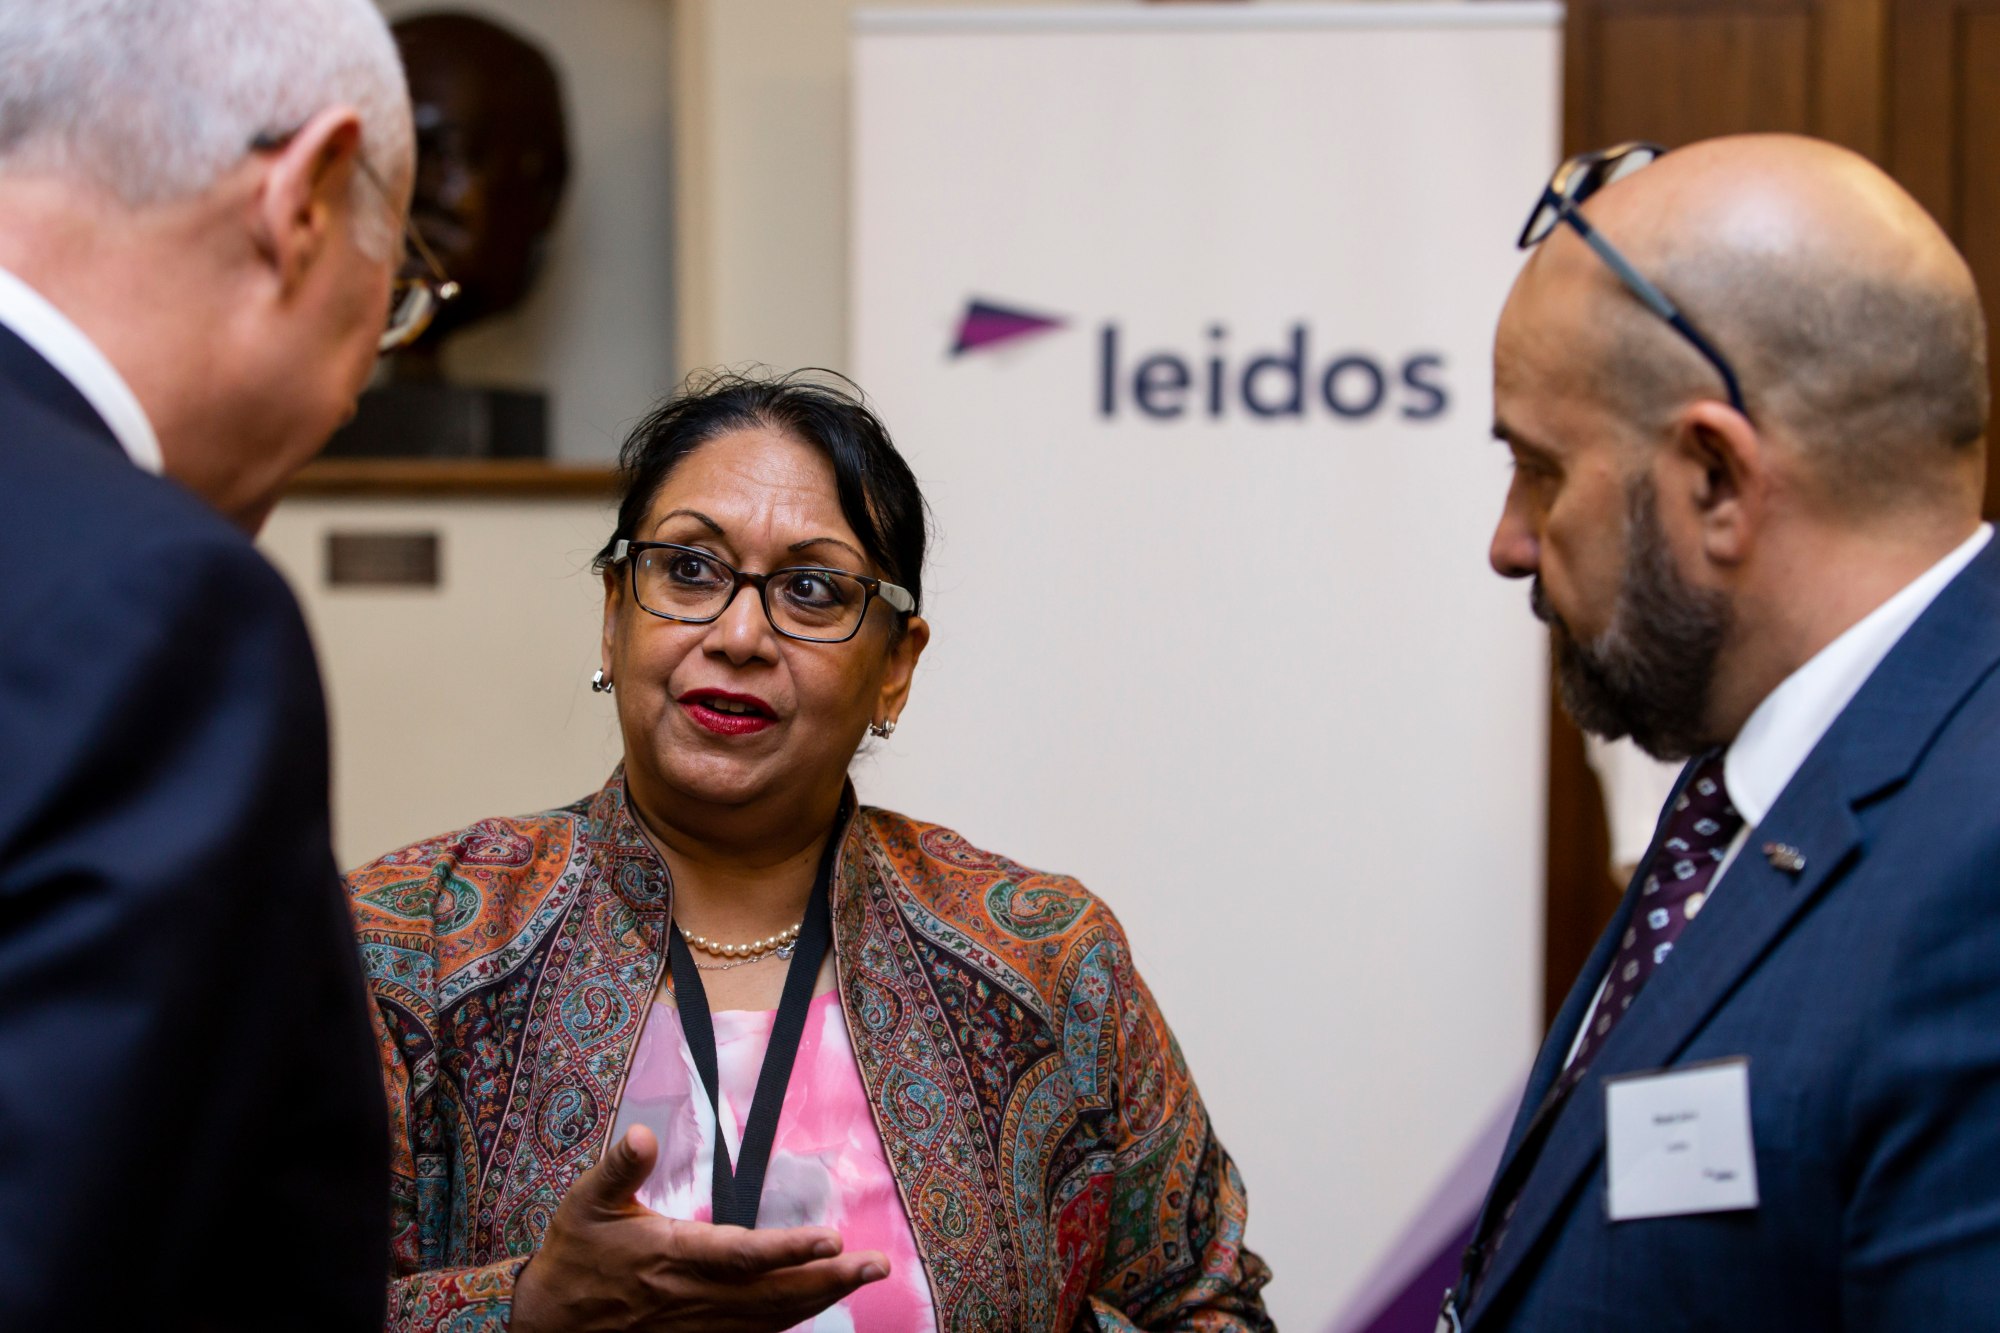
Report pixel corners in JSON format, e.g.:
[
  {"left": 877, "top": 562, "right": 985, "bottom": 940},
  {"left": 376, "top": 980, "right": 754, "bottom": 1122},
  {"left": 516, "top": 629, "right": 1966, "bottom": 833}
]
[{"left": 1533, "top": 477, "right": 1732, "bottom": 761}]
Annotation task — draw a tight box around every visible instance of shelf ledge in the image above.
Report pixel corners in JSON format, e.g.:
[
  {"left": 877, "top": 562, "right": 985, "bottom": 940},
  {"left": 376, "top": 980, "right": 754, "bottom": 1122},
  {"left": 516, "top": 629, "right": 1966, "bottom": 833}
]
[{"left": 287, "top": 459, "right": 622, "bottom": 498}]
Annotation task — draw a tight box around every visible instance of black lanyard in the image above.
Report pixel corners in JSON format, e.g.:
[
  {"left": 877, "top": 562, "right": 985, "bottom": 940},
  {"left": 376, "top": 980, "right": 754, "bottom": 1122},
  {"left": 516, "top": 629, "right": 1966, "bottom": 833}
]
[
  {"left": 1451, "top": 1069, "right": 1577, "bottom": 1310},
  {"left": 665, "top": 794, "right": 848, "bottom": 1229}
]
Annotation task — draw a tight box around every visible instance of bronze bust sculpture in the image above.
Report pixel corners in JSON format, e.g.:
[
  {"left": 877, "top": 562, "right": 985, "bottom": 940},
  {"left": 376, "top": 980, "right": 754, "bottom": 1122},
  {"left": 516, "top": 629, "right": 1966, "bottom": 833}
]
[{"left": 328, "top": 10, "right": 571, "bottom": 457}]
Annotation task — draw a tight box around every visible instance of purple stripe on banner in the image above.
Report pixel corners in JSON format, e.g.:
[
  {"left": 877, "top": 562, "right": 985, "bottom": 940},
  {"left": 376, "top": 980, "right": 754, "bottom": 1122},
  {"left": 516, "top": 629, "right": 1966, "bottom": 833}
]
[
  {"left": 1361, "top": 1218, "right": 1475, "bottom": 1333},
  {"left": 1325, "top": 1092, "right": 1520, "bottom": 1333}
]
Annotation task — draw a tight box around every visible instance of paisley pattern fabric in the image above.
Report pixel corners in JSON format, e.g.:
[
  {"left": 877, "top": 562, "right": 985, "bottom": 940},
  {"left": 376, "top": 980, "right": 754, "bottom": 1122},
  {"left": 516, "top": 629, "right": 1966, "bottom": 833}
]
[{"left": 348, "top": 770, "right": 1273, "bottom": 1332}]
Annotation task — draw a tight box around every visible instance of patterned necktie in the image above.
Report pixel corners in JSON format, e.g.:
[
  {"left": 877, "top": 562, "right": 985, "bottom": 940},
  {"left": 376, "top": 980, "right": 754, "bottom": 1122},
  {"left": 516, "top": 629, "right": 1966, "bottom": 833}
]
[
  {"left": 1466, "top": 752, "right": 1741, "bottom": 1306},
  {"left": 1557, "top": 751, "right": 1741, "bottom": 1093}
]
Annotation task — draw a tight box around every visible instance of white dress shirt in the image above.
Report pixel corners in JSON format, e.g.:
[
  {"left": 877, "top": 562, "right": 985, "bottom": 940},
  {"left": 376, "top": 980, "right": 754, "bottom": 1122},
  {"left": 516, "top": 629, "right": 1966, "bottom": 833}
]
[
  {"left": 1565, "top": 521, "right": 1995, "bottom": 1066},
  {"left": 0, "top": 264, "right": 163, "bottom": 474}
]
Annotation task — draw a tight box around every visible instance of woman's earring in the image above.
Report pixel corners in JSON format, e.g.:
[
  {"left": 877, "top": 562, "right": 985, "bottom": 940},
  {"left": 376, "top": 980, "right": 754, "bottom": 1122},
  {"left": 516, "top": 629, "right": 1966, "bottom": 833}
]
[
  {"left": 591, "top": 669, "right": 614, "bottom": 694},
  {"left": 868, "top": 719, "right": 897, "bottom": 739}
]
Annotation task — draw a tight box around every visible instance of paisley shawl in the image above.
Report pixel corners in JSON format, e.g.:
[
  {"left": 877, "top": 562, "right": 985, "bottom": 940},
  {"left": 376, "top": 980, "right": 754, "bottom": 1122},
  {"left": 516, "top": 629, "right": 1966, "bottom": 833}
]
[{"left": 348, "top": 770, "right": 1273, "bottom": 1332}]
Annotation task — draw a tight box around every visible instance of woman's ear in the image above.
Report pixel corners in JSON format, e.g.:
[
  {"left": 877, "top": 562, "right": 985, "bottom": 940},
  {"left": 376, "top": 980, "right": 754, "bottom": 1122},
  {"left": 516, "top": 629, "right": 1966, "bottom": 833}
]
[
  {"left": 1663, "top": 398, "right": 1767, "bottom": 569},
  {"left": 875, "top": 615, "right": 930, "bottom": 727},
  {"left": 600, "top": 564, "right": 624, "bottom": 677}
]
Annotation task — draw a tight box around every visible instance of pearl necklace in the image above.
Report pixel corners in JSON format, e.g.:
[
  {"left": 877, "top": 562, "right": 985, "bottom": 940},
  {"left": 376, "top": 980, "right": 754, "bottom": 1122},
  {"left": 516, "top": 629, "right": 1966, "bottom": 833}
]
[{"left": 680, "top": 920, "right": 802, "bottom": 963}]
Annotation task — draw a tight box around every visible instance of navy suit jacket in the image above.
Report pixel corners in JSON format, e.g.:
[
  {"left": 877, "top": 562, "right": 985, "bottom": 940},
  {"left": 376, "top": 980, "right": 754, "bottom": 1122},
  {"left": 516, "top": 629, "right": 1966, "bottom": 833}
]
[
  {"left": 0, "top": 327, "right": 387, "bottom": 1326},
  {"left": 1460, "top": 533, "right": 2000, "bottom": 1330}
]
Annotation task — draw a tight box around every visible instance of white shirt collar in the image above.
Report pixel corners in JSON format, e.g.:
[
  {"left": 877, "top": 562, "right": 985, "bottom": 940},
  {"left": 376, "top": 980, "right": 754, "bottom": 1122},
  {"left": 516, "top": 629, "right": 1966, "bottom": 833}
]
[
  {"left": 0, "top": 264, "right": 163, "bottom": 474},
  {"left": 1725, "top": 522, "right": 1994, "bottom": 825}
]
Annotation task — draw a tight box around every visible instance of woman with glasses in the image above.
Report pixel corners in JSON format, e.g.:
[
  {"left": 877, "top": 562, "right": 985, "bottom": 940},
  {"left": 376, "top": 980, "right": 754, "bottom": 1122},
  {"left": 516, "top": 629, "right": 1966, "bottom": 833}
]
[{"left": 347, "top": 370, "right": 1273, "bottom": 1333}]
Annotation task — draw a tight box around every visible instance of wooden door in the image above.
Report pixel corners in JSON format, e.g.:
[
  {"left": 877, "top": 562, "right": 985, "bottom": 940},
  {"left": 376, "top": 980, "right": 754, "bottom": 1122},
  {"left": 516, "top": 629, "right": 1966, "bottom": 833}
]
[
  {"left": 1893, "top": 0, "right": 2000, "bottom": 518},
  {"left": 1565, "top": 0, "right": 1889, "bottom": 162}
]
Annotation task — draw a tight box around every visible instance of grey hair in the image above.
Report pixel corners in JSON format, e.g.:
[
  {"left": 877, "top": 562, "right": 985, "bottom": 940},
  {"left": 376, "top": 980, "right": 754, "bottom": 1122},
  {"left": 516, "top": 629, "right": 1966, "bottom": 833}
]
[{"left": 0, "top": 0, "right": 411, "bottom": 255}]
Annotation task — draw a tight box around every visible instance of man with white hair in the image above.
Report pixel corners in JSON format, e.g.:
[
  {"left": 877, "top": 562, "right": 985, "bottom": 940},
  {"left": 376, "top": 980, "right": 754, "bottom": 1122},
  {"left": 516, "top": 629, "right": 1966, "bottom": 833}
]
[{"left": 0, "top": 2, "right": 429, "bottom": 1325}]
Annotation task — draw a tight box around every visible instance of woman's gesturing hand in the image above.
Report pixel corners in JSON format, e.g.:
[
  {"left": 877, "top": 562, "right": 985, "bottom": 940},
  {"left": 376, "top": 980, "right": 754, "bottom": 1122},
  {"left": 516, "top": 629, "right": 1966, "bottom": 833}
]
[{"left": 510, "top": 1126, "right": 890, "bottom": 1333}]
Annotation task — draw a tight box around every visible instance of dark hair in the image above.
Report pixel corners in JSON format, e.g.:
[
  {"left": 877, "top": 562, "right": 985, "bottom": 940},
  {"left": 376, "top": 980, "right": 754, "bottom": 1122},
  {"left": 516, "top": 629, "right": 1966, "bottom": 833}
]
[{"left": 595, "top": 369, "right": 930, "bottom": 618}]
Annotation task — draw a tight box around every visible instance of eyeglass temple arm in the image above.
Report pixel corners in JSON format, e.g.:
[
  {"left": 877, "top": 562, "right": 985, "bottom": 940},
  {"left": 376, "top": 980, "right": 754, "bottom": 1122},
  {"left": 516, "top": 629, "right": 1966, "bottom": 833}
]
[
  {"left": 1561, "top": 207, "right": 1748, "bottom": 416},
  {"left": 388, "top": 183, "right": 457, "bottom": 290},
  {"left": 344, "top": 154, "right": 458, "bottom": 293}
]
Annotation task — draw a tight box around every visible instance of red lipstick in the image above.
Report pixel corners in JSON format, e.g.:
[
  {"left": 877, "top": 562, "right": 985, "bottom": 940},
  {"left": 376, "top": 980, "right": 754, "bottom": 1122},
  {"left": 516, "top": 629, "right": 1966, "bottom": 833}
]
[{"left": 678, "top": 688, "right": 777, "bottom": 737}]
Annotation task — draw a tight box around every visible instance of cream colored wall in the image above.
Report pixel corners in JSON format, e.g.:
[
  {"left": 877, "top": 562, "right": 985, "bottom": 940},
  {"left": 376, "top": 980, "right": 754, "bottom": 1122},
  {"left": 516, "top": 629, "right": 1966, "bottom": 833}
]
[{"left": 261, "top": 498, "right": 624, "bottom": 869}]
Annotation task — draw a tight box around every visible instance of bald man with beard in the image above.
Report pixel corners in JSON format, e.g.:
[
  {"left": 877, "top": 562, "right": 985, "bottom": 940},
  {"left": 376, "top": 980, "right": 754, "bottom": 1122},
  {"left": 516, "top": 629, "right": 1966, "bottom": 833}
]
[{"left": 1442, "top": 135, "right": 2000, "bottom": 1331}]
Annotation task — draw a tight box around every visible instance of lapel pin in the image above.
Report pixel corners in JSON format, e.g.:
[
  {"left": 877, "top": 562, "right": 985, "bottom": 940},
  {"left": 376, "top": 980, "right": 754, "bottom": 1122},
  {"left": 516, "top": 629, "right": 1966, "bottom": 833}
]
[{"left": 1763, "top": 842, "right": 1807, "bottom": 874}]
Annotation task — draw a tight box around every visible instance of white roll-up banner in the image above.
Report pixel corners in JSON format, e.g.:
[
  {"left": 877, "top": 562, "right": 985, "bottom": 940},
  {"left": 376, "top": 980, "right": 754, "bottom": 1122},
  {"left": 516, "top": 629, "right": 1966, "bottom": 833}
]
[{"left": 851, "top": 7, "right": 1561, "bottom": 1328}]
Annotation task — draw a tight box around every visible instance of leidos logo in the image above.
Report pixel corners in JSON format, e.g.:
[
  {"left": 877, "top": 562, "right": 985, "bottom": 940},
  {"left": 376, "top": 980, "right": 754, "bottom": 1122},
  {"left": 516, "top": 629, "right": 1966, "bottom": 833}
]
[
  {"left": 950, "top": 295, "right": 1450, "bottom": 423},
  {"left": 1099, "top": 324, "right": 1449, "bottom": 423}
]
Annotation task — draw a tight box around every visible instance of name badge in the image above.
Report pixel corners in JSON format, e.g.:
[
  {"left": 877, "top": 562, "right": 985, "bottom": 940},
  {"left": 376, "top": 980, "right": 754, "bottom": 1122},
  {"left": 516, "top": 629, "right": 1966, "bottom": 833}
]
[{"left": 1604, "top": 1057, "right": 1759, "bottom": 1222}]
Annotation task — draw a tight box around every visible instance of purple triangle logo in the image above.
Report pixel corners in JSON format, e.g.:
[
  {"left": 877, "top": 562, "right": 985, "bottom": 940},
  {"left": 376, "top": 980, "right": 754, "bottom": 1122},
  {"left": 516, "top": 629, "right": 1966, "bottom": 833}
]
[{"left": 951, "top": 298, "right": 1067, "bottom": 357}]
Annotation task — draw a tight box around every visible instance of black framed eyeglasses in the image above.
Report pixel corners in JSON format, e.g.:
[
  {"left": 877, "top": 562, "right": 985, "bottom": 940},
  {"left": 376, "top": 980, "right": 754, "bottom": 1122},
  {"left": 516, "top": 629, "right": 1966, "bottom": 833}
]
[
  {"left": 1519, "top": 141, "right": 1748, "bottom": 417},
  {"left": 609, "top": 540, "right": 916, "bottom": 644},
  {"left": 247, "top": 129, "right": 461, "bottom": 353}
]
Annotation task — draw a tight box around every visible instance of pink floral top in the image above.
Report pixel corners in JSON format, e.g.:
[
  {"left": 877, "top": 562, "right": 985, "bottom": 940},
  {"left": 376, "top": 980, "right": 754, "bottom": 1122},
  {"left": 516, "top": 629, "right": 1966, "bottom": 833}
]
[{"left": 610, "top": 989, "right": 937, "bottom": 1332}]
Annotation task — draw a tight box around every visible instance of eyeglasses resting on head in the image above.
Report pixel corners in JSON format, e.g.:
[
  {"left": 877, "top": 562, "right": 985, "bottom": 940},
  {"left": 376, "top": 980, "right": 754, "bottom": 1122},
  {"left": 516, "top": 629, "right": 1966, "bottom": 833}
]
[{"left": 1518, "top": 141, "right": 1749, "bottom": 419}]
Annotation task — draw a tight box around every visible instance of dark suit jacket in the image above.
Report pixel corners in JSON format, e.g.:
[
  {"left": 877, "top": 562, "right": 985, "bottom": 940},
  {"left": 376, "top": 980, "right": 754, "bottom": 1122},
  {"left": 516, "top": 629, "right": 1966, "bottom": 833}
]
[
  {"left": 0, "top": 326, "right": 387, "bottom": 1326},
  {"left": 1460, "top": 533, "right": 2000, "bottom": 1330}
]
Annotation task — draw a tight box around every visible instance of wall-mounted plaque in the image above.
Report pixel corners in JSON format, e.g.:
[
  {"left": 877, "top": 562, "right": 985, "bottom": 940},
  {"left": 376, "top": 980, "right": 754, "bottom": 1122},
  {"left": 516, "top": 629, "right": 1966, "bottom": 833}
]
[{"left": 326, "top": 531, "right": 442, "bottom": 588}]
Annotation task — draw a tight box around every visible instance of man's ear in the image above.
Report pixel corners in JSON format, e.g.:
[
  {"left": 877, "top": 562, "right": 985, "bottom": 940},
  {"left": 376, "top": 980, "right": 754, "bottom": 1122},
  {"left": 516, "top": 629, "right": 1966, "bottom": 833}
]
[
  {"left": 251, "top": 106, "right": 366, "bottom": 297},
  {"left": 1665, "top": 398, "right": 1766, "bottom": 568}
]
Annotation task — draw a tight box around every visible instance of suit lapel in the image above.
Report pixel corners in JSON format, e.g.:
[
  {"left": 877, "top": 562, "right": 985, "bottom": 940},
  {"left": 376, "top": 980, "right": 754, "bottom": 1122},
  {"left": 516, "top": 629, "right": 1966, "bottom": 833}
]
[{"left": 1471, "top": 535, "right": 2000, "bottom": 1324}]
